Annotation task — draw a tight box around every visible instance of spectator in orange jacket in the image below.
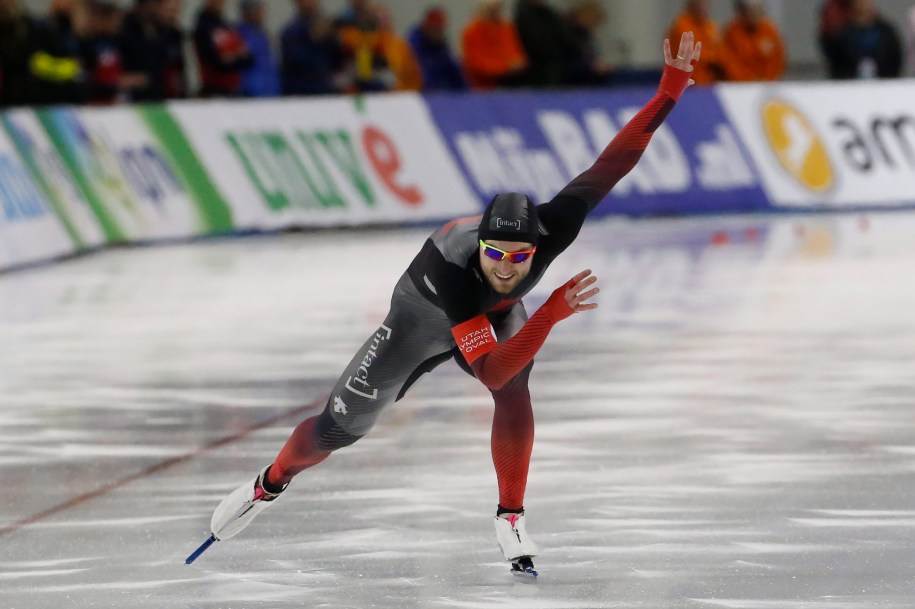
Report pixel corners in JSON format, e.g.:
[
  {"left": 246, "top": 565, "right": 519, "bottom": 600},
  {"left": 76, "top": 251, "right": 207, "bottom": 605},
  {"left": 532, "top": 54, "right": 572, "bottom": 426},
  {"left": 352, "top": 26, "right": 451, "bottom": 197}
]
[
  {"left": 461, "top": 0, "right": 528, "bottom": 90},
  {"left": 724, "top": 0, "right": 786, "bottom": 81},
  {"left": 375, "top": 3, "right": 422, "bottom": 91},
  {"left": 668, "top": 0, "right": 734, "bottom": 83}
]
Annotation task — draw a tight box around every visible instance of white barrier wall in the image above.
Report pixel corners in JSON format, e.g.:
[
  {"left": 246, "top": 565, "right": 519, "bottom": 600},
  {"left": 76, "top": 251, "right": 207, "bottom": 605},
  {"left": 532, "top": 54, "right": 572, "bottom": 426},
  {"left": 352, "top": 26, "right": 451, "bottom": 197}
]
[
  {"left": 718, "top": 81, "right": 915, "bottom": 209},
  {"left": 2, "top": 79, "right": 915, "bottom": 273},
  {"left": 168, "top": 94, "right": 478, "bottom": 231},
  {"left": 0, "top": 122, "right": 73, "bottom": 269}
]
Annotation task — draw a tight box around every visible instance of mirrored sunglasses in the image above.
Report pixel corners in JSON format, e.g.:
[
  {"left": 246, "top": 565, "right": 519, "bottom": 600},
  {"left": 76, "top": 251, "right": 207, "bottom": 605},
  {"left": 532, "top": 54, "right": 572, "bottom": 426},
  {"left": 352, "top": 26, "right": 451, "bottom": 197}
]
[{"left": 479, "top": 240, "right": 537, "bottom": 264}]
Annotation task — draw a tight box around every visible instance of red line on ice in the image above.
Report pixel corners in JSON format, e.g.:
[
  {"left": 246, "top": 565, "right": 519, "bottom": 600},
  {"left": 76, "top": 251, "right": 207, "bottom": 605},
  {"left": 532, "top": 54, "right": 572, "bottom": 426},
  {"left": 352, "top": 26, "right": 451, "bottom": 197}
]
[{"left": 0, "top": 397, "right": 325, "bottom": 537}]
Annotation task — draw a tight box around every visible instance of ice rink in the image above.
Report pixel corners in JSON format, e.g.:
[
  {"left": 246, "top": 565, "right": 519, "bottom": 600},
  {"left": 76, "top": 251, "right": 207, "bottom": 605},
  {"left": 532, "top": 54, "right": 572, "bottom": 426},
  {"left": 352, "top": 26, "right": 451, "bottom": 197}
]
[{"left": 2, "top": 212, "right": 915, "bottom": 609}]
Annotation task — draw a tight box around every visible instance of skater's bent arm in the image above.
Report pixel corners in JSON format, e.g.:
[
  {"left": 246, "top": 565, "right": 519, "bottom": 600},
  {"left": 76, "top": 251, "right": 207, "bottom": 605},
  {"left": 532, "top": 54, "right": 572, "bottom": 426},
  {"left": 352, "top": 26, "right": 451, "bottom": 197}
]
[{"left": 451, "top": 271, "right": 599, "bottom": 390}]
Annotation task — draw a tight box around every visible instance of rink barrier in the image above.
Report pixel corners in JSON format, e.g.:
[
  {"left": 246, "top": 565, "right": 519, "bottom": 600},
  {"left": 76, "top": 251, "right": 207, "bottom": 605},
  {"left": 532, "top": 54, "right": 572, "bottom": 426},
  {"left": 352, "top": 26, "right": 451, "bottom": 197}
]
[
  {"left": 164, "top": 94, "right": 478, "bottom": 232},
  {"left": 717, "top": 81, "right": 915, "bottom": 210},
  {"left": 2, "top": 80, "right": 915, "bottom": 272},
  {"left": 425, "top": 86, "right": 770, "bottom": 218}
]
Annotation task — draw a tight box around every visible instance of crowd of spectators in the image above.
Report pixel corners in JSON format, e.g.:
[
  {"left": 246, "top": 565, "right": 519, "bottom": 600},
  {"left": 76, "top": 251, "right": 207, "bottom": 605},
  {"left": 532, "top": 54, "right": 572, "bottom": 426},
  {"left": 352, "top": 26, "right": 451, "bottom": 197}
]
[
  {"left": 0, "top": 0, "right": 912, "bottom": 109},
  {"left": 669, "top": 0, "right": 786, "bottom": 84},
  {"left": 666, "top": 0, "right": 911, "bottom": 84}
]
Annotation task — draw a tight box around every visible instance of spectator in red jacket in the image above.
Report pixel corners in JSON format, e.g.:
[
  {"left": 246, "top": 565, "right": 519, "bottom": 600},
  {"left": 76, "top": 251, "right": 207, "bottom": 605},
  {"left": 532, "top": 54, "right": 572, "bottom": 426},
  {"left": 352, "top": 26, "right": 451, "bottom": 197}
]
[{"left": 193, "top": 0, "right": 252, "bottom": 97}]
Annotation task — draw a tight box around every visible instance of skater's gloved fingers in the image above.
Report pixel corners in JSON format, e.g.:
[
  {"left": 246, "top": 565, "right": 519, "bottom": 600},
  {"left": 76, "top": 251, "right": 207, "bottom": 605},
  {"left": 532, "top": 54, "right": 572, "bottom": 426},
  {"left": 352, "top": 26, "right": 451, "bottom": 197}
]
[
  {"left": 570, "top": 287, "right": 600, "bottom": 311},
  {"left": 564, "top": 270, "right": 599, "bottom": 311}
]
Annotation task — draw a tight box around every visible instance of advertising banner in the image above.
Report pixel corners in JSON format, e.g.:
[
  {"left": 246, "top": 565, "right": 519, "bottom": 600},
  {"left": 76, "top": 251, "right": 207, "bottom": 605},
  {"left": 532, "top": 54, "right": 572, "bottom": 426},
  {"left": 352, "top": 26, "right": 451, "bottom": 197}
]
[
  {"left": 718, "top": 82, "right": 915, "bottom": 209},
  {"left": 425, "top": 87, "right": 769, "bottom": 217},
  {"left": 38, "top": 106, "right": 233, "bottom": 243},
  {"left": 0, "top": 124, "right": 74, "bottom": 271},
  {"left": 167, "top": 94, "right": 479, "bottom": 230},
  {"left": 3, "top": 110, "right": 106, "bottom": 250}
]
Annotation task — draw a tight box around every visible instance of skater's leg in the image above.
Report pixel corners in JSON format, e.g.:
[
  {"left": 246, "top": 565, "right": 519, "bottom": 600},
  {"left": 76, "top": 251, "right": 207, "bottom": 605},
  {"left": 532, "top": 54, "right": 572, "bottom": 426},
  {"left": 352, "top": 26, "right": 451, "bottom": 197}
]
[
  {"left": 451, "top": 314, "right": 535, "bottom": 511},
  {"left": 485, "top": 303, "right": 539, "bottom": 574},
  {"left": 485, "top": 302, "right": 535, "bottom": 511},
  {"left": 268, "top": 345, "right": 458, "bottom": 489},
  {"left": 266, "top": 412, "right": 337, "bottom": 487},
  {"left": 490, "top": 363, "right": 534, "bottom": 511},
  {"left": 202, "top": 277, "right": 460, "bottom": 551},
  {"left": 491, "top": 376, "right": 540, "bottom": 571},
  {"left": 208, "top": 318, "right": 447, "bottom": 543}
]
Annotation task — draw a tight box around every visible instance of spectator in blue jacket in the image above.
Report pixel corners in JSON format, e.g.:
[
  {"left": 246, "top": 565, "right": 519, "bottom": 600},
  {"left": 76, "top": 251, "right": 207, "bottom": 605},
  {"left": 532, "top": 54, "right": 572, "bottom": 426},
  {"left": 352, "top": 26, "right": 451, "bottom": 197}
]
[
  {"left": 238, "top": 0, "right": 279, "bottom": 96},
  {"left": 832, "top": 0, "right": 902, "bottom": 78},
  {"left": 281, "top": 0, "right": 343, "bottom": 96},
  {"left": 408, "top": 6, "right": 467, "bottom": 91}
]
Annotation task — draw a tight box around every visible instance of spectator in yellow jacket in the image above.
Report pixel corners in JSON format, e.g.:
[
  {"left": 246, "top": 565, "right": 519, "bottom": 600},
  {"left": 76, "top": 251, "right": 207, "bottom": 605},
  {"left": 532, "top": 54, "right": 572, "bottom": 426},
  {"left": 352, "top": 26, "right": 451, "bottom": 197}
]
[
  {"left": 337, "top": 3, "right": 393, "bottom": 92},
  {"left": 724, "top": 0, "right": 786, "bottom": 81}
]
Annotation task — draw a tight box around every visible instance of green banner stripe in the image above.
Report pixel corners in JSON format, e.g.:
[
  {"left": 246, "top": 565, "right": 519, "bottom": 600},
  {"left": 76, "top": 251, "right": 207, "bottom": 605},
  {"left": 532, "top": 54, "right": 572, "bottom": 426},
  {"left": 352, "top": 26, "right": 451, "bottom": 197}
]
[
  {"left": 36, "top": 109, "right": 124, "bottom": 243},
  {"left": 139, "top": 106, "right": 234, "bottom": 234}
]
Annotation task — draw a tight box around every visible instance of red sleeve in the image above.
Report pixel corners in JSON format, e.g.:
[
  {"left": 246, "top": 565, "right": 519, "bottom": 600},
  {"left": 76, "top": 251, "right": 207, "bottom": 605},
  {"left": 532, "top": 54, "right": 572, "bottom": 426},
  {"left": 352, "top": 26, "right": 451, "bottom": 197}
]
[
  {"left": 452, "top": 281, "right": 576, "bottom": 390},
  {"left": 534, "top": 64, "right": 692, "bottom": 255},
  {"left": 547, "top": 64, "right": 691, "bottom": 210}
]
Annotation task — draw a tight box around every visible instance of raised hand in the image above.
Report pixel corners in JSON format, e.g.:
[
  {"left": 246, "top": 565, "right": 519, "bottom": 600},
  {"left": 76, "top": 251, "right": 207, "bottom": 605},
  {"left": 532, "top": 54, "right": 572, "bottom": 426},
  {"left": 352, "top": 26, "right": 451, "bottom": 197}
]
[
  {"left": 544, "top": 269, "right": 600, "bottom": 323},
  {"left": 562, "top": 269, "right": 600, "bottom": 313},
  {"left": 663, "top": 31, "right": 702, "bottom": 86}
]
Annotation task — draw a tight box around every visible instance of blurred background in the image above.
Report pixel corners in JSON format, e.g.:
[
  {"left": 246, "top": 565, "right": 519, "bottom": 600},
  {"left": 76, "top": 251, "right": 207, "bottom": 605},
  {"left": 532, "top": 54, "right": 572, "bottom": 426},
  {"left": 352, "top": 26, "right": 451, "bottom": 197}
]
[{"left": 2, "top": 0, "right": 914, "bottom": 107}]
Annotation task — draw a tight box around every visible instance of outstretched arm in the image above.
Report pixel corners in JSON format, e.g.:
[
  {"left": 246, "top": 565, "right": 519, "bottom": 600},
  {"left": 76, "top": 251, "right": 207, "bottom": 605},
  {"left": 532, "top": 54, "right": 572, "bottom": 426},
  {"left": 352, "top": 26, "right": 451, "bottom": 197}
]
[
  {"left": 451, "top": 270, "right": 599, "bottom": 390},
  {"left": 540, "top": 33, "right": 702, "bottom": 228}
]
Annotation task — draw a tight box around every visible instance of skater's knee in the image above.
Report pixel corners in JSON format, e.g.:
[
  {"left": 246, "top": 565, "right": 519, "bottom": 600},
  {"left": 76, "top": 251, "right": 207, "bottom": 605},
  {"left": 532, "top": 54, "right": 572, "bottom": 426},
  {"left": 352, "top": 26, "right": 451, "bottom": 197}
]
[
  {"left": 313, "top": 409, "right": 363, "bottom": 451},
  {"left": 491, "top": 362, "right": 533, "bottom": 397}
]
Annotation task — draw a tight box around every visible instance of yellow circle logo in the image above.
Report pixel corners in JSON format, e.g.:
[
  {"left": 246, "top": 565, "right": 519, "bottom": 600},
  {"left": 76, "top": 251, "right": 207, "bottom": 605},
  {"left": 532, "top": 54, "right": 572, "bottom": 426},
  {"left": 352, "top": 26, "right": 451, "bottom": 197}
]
[{"left": 761, "top": 99, "right": 834, "bottom": 193}]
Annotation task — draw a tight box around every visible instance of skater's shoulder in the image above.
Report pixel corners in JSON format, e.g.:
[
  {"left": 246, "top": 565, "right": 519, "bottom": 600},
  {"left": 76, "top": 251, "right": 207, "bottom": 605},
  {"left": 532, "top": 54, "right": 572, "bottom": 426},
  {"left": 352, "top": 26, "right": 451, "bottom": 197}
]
[{"left": 431, "top": 215, "right": 481, "bottom": 267}]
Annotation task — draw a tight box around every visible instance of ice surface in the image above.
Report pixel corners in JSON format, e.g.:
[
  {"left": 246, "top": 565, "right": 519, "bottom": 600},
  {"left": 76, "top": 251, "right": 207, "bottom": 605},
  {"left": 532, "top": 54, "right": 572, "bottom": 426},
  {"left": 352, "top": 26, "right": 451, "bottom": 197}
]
[{"left": 2, "top": 214, "right": 915, "bottom": 608}]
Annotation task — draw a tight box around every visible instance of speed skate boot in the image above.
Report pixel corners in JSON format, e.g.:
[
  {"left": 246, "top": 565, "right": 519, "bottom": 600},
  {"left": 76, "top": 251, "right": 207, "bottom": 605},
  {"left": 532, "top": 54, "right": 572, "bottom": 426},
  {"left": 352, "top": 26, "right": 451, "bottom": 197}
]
[
  {"left": 210, "top": 466, "right": 287, "bottom": 540},
  {"left": 494, "top": 511, "right": 539, "bottom": 577}
]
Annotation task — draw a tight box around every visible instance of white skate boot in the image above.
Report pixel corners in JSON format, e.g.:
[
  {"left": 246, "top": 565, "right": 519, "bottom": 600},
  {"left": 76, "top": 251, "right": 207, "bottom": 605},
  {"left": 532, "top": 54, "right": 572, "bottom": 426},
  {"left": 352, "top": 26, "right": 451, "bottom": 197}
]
[
  {"left": 210, "top": 466, "right": 287, "bottom": 540},
  {"left": 494, "top": 512, "right": 539, "bottom": 577}
]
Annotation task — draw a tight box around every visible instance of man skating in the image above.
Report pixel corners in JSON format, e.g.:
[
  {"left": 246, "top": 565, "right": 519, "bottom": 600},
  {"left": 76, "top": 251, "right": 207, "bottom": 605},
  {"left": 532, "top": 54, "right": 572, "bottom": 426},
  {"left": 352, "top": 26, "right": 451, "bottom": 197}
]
[{"left": 192, "top": 33, "right": 702, "bottom": 576}]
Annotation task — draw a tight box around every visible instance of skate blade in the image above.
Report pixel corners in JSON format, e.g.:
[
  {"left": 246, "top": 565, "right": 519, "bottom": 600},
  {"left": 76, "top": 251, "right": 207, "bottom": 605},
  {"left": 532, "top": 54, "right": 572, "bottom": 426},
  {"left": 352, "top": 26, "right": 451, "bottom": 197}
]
[
  {"left": 511, "top": 561, "right": 538, "bottom": 578},
  {"left": 185, "top": 534, "right": 217, "bottom": 564}
]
